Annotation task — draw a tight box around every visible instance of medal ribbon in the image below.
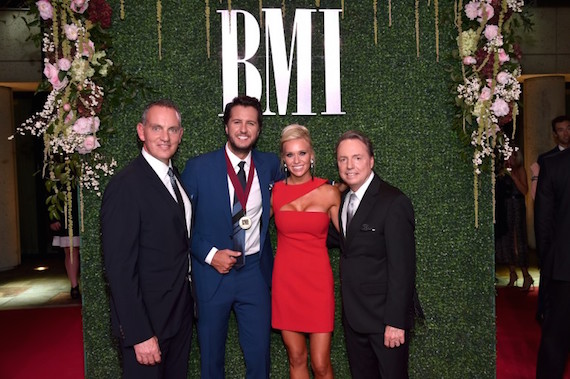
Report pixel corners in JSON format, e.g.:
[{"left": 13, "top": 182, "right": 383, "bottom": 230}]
[{"left": 225, "top": 151, "right": 255, "bottom": 213}]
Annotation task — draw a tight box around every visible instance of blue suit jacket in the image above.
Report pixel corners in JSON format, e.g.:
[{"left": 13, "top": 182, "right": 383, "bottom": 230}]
[{"left": 181, "top": 148, "right": 282, "bottom": 303}]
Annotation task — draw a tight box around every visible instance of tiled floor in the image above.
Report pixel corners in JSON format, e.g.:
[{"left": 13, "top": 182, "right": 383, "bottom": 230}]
[{"left": 0, "top": 255, "right": 81, "bottom": 309}]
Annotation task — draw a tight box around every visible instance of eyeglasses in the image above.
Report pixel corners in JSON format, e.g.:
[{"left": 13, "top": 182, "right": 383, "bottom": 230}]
[{"left": 147, "top": 125, "right": 182, "bottom": 135}]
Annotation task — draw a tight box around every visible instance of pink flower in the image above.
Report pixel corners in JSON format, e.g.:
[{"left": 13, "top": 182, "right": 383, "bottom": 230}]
[
  {"left": 43, "top": 62, "right": 59, "bottom": 81},
  {"left": 73, "top": 117, "right": 100, "bottom": 135},
  {"left": 498, "top": 49, "right": 510, "bottom": 63},
  {"left": 44, "top": 63, "right": 69, "bottom": 90},
  {"left": 477, "top": 3, "right": 494, "bottom": 23},
  {"left": 63, "top": 103, "right": 72, "bottom": 112},
  {"left": 58, "top": 58, "right": 71, "bottom": 71},
  {"left": 65, "top": 110, "right": 75, "bottom": 124},
  {"left": 484, "top": 25, "right": 499, "bottom": 40},
  {"left": 70, "top": 0, "right": 89, "bottom": 14},
  {"left": 465, "top": 1, "right": 479, "bottom": 20},
  {"left": 491, "top": 98, "right": 510, "bottom": 117},
  {"left": 463, "top": 56, "right": 477, "bottom": 65},
  {"left": 480, "top": 87, "right": 492, "bottom": 101},
  {"left": 80, "top": 40, "right": 95, "bottom": 57},
  {"left": 51, "top": 76, "right": 69, "bottom": 91},
  {"left": 77, "top": 135, "right": 100, "bottom": 154},
  {"left": 496, "top": 71, "right": 509, "bottom": 84},
  {"left": 64, "top": 24, "right": 80, "bottom": 41},
  {"left": 36, "top": 1, "right": 53, "bottom": 20}
]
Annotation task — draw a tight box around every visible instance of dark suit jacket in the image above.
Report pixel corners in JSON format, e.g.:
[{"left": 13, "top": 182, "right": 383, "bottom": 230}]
[
  {"left": 339, "top": 173, "right": 416, "bottom": 334},
  {"left": 534, "top": 148, "right": 570, "bottom": 282},
  {"left": 181, "top": 148, "right": 282, "bottom": 303},
  {"left": 537, "top": 145, "right": 563, "bottom": 169},
  {"left": 101, "top": 155, "right": 192, "bottom": 347}
]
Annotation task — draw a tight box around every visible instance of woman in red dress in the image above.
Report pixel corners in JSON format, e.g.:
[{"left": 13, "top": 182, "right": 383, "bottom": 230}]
[{"left": 271, "top": 124, "right": 340, "bottom": 379}]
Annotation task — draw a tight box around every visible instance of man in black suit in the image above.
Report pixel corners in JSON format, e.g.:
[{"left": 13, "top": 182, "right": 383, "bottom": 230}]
[
  {"left": 531, "top": 115, "right": 570, "bottom": 199},
  {"left": 334, "top": 130, "right": 417, "bottom": 379},
  {"left": 535, "top": 147, "right": 570, "bottom": 379},
  {"left": 531, "top": 115, "right": 570, "bottom": 323},
  {"left": 101, "top": 99, "right": 193, "bottom": 379}
]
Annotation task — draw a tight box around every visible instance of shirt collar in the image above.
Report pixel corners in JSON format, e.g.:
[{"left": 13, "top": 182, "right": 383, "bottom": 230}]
[
  {"left": 141, "top": 147, "right": 171, "bottom": 179},
  {"left": 225, "top": 143, "right": 252, "bottom": 170},
  {"left": 350, "top": 171, "right": 375, "bottom": 200}
]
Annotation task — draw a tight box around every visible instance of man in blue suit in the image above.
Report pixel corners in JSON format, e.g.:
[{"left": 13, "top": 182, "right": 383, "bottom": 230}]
[{"left": 181, "top": 96, "right": 283, "bottom": 378}]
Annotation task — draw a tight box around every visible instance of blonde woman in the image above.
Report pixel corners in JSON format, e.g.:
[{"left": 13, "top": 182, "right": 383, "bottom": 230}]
[{"left": 271, "top": 124, "right": 340, "bottom": 379}]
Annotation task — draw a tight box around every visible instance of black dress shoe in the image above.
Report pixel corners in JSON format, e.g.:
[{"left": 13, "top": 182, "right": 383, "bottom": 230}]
[{"left": 70, "top": 286, "right": 81, "bottom": 299}]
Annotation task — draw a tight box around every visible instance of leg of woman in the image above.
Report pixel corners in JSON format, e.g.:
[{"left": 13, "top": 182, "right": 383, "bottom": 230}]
[
  {"left": 65, "top": 247, "right": 80, "bottom": 297},
  {"left": 309, "top": 332, "right": 334, "bottom": 379},
  {"left": 282, "top": 330, "right": 309, "bottom": 379}
]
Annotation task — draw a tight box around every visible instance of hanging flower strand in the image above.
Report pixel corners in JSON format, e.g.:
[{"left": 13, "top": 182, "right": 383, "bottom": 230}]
[
  {"left": 157, "top": 0, "right": 162, "bottom": 60},
  {"left": 415, "top": 0, "right": 420, "bottom": 57},
  {"left": 455, "top": 0, "right": 525, "bottom": 226},
  {"left": 13, "top": 0, "right": 119, "bottom": 240},
  {"left": 373, "top": 0, "right": 378, "bottom": 45},
  {"left": 205, "top": 0, "right": 211, "bottom": 58},
  {"left": 435, "top": 0, "right": 439, "bottom": 62}
]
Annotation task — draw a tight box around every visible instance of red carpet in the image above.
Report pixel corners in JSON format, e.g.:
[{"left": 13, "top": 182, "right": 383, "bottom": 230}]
[
  {"left": 496, "top": 287, "right": 570, "bottom": 379},
  {"left": 0, "top": 306, "right": 84, "bottom": 379},
  {"left": 0, "top": 294, "right": 568, "bottom": 378}
]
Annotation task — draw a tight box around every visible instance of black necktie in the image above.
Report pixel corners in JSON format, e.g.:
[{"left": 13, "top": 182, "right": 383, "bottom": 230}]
[
  {"left": 168, "top": 168, "right": 186, "bottom": 221},
  {"left": 237, "top": 161, "right": 247, "bottom": 192}
]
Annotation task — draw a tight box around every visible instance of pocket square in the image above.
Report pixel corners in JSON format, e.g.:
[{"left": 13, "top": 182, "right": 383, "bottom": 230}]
[{"left": 360, "top": 224, "right": 376, "bottom": 232}]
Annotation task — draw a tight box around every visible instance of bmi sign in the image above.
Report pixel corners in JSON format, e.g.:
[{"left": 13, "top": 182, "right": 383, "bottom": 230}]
[{"left": 220, "top": 8, "right": 345, "bottom": 116}]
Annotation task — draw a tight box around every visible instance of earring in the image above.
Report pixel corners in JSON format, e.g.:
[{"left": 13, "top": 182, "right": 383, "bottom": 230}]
[
  {"left": 310, "top": 159, "right": 315, "bottom": 180},
  {"left": 283, "top": 162, "right": 288, "bottom": 184}
]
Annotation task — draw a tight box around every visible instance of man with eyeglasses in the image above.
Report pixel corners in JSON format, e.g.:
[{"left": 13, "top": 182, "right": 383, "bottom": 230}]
[{"left": 102, "top": 99, "right": 194, "bottom": 379}]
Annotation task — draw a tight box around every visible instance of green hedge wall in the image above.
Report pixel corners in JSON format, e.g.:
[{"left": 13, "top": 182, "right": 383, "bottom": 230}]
[{"left": 82, "top": 0, "right": 495, "bottom": 377}]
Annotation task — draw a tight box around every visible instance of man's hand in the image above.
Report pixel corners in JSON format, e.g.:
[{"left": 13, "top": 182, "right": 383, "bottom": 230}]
[
  {"left": 384, "top": 325, "right": 405, "bottom": 348},
  {"left": 134, "top": 336, "right": 161, "bottom": 365},
  {"left": 211, "top": 249, "right": 242, "bottom": 274}
]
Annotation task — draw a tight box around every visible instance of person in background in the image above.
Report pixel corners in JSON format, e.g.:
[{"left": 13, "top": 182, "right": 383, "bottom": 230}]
[
  {"left": 530, "top": 115, "right": 570, "bottom": 200},
  {"left": 101, "top": 99, "right": 193, "bottom": 379},
  {"left": 530, "top": 115, "right": 570, "bottom": 323},
  {"left": 271, "top": 124, "right": 340, "bottom": 379},
  {"left": 534, "top": 147, "right": 570, "bottom": 378},
  {"left": 50, "top": 196, "right": 81, "bottom": 299},
  {"left": 495, "top": 149, "right": 533, "bottom": 290},
  {"left": 181, "top": 95, "right": 283, "bottom": 379}
]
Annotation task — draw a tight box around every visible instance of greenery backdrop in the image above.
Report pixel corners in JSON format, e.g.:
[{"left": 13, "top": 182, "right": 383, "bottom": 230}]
[{"left": 82, "top": 0, "right": 495, "bottom": 377}]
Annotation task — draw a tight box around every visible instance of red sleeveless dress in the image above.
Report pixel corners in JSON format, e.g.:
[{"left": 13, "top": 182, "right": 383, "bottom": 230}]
[{"left": 271, "top": 178, "right": 334, "bottom": 333}]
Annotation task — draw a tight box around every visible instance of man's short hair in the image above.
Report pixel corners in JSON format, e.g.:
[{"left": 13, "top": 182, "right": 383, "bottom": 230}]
[
  {"left": 141, "top": 99, "right": 181, "bottom": 125},
  {"left": 222, "top": 96, "right": 263, "bottom": 130},
  {"left": 551, "top": 115, "right": 570, "bottom": 132},
  {"left": 335, "top": 130, "right": 375, "bottom": 158}
]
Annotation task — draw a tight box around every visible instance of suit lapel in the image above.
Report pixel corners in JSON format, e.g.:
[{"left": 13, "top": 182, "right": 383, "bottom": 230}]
[
  {"left": 345, "top": 174, "right": 381, "bottom": 246},
  {"left": 136, "top": 155, "right": 186, "bottom": 227},
  {"left": 252, "top": 150, "right": 270, "bottom": 248}
]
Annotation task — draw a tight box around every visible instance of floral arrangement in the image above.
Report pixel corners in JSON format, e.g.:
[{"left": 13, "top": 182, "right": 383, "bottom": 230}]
[
  {"left": 454, "top": 0, "right": 526, "bottom": 226},
  {"left": 13, "top": 0, "right": 145, "bottom": 230}
]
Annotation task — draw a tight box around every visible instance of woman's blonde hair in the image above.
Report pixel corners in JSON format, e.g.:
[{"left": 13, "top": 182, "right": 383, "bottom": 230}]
[{"left": 280, "top": 124, "right": 313, "bottom": 157}]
